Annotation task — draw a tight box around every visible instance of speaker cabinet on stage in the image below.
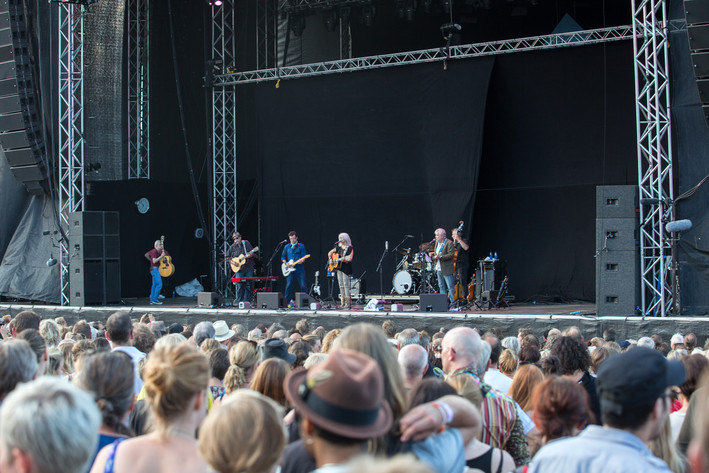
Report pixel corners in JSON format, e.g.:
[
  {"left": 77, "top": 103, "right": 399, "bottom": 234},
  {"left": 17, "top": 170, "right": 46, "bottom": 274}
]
[
  {"left": 295, "top": 292, "right": 310, "bottom": 309},
  {"left": 257, "top": 292, "right": 284, "bottom": 310},
  {"left": 198, "top": 292, "right": 220, "bottom": 307},
  {"left": 69, "top": 211, "right": 121, "bottom": 306},
  {"left": 595, "top": 186, "right": 639, "bottom": 316},
  {"left": 419, "top": 293, "right": 449, "bottom": 312}
]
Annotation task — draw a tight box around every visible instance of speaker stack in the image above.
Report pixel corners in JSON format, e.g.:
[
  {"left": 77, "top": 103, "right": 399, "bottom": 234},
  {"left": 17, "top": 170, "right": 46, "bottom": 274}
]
[
  {"left": 69, "top": 211, "right": 121, "bottom": 306},
  {"left": 595, "top": 186, "right": 639, "bottom": 316},
  {"left": 686, "top": 0, "right": 709, "bottom": 127},
  {"left": 0, "top": 0, "right": 47, "bottom": 194}
]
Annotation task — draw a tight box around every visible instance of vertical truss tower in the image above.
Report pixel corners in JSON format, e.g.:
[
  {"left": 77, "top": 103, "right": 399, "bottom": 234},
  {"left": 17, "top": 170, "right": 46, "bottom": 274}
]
[
  {"left": 127, "top": 0, "right": 150, "bottom": 179},
  {"left": 57, "top": 3, "right": 85, "bottom": 305},
  {"left": 632, "top": 0, "right": 674, "bottom": 316},
  {"left": 211, "top": 0, "right": 238, "bottom": 294}
]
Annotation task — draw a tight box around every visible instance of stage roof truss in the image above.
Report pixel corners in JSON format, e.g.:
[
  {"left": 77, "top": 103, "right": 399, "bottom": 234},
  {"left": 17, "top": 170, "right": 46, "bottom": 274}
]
[
  {"left": 127, "top": 0, "right": 150, "bottom": 179},
  {"left": 214, "top": 25, "right": 633, "bottom": 85},
  {"left": 633, "top": 0, "right": 674, "bottom": 317},
  {"left": 57, "top": 2, "right": 86, "bottom": 305}
]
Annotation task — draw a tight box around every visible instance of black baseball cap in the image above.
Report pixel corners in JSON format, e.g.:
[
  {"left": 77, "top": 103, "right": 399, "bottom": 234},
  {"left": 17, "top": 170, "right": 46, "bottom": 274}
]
[{"left": 597, "top": 346, "right": 685, "bottom": 413}]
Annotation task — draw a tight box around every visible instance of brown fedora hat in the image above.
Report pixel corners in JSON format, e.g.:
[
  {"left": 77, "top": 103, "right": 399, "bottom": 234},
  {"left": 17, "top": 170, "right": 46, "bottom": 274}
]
[{"left": 284, "top": 348, "right": 393, "bottom": 440}]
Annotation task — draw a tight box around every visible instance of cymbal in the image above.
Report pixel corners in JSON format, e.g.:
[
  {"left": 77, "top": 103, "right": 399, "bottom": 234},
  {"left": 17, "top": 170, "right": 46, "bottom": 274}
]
[{"left": 398, "top": 248, "right": 412, "bottom": 256}]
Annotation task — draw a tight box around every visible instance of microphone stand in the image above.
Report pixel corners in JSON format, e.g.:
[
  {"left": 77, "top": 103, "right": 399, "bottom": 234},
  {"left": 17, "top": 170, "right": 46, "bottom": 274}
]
[
  {"left": 266, "top": 241, "right": 286, "bottom": 292},
  {"left": 376, "top": 243, "right": 389, "bottom": 297}
]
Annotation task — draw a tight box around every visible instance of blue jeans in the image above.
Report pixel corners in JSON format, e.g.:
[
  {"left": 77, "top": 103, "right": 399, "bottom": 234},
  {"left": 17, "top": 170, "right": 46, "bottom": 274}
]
[
  {"left": 150, "top": 268, "right": 162, "bottom": 302},
  {"left": 437, "top": 272, "right": 455, "bottom": 304},
  {"left": 285, "top": 270, "right": 307, "bottom": 303},
  {"left": 234, "top": 268, "right": 254, "bottom": 303}
]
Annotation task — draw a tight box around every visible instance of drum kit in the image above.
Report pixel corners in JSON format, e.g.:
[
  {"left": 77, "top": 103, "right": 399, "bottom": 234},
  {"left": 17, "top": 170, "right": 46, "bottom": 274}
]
[{"left": 391, "top": 242, "right": 439, "bottom": 295}]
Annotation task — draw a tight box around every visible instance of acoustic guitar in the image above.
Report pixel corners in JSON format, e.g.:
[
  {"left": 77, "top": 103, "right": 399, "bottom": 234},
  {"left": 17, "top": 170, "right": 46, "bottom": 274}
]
[
  {"left": 230, "top": 246, "right": 259, "bottom": 273},
  {"left": 328, "top": 253, "right": 341, "bottom": 272},
  {"left": 158, "top": 235, "right": 175, "bottom": 277},
  {"left": 282, "top": 254, "right": 310, "bottom": 276}
]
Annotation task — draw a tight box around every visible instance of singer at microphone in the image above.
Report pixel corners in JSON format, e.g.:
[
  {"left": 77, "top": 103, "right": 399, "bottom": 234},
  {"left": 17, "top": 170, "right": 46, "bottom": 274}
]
[
  {"left": 327, "top": 232, "right": 354, "bottom": 308},
  {"left": 429, "top": 228, "right": 456, "bottom": 307}
]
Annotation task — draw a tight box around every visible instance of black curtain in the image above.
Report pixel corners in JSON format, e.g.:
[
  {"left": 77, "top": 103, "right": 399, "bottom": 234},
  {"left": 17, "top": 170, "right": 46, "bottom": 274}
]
[{"left": 255, "top": 59, "right": 494, "bottom": 295}]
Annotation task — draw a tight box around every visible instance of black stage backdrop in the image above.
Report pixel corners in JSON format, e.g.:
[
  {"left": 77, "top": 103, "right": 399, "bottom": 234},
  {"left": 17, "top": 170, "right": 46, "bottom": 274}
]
[{"left": 255, "top": 59, "right": 494, "bottom": 296}]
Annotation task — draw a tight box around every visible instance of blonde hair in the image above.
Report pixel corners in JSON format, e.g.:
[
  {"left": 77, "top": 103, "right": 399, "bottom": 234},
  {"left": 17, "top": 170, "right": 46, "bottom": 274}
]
[
  {"left": 200, "top": 338, "right": 221, "bottom": 354},
  {"left": 303, "top": 352, "right": 328, "bottom": 369},
  {"left": 648, "top": 409, "right": 686, "bottom": 473},
  {"left": 446, "top": 375, "right": 483, "bottom": 408},
  {"left": 143, "top": 344, "right": 209, "bottom": 434},
  {"left": 498, "top": 348, "right": 518, "bottom": 377},
  {"left": 348, "top": 454, "right": 434, "bottom": 473},
  {"left": 199, "top": 391, "right": 285, "bottom": 473},
  {"left": 39, "top": 319, "right": 62, "bottom": 347},
  {"left": 57, "top": 340, "right": 75, "bottom": 375},
  {"left": 154, "top": 333, "right": 187, "bottom": 350},
  {"left": 321, "top": 329, "right": 342, "bottom": 354},
  {"left": 223, "top": 341, "right": 259, "bottom": 394}
]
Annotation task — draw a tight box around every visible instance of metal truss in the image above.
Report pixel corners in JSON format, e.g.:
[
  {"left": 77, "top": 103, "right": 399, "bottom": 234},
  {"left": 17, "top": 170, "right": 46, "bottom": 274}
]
[
  {"left": 632, "top": 0, "right": 674, "bottom": 316},
  {"left": 214, "top": 25, "right": 633, "bottom": 85},
  {"left": 257, "top": 0, "right": 277, "bottom": 69},
  {"left": 211, "top": 0, "right": 238, "bottom": 295},
  {"left": 127, "top": 0, "right": 150, "bottom": 179},
  {"left": 280, "top": 0, "right": 370, "bottom": 14},
  {"left": 57, "top": 3, "right": 86, "bottom": 305}
]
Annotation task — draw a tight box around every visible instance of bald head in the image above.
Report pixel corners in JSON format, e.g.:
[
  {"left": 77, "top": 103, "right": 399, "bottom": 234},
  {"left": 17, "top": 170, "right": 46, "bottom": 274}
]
[
  {"left": 441, "top": 327, "right": 481, "bottom": 374},
  {"left": 398, "top": 344, "right": 428, "bottom": 388}
]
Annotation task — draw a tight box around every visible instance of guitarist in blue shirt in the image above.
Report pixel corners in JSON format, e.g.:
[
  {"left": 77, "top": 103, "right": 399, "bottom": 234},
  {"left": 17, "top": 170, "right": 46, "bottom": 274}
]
[{"left": 281, "top": 231, "right": 307, "bottom": 303}]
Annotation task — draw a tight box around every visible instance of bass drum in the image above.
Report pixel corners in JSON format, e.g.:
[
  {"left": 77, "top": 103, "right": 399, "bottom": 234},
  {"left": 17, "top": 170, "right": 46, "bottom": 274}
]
[{"left": 392, "top": 270, "right": 414, "bottom": 294}]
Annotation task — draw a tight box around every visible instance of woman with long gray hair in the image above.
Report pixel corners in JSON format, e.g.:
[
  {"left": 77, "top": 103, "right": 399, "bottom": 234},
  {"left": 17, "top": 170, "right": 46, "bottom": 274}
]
[{"left": 327, "top": 232, "right": 354, "bottom": 308}]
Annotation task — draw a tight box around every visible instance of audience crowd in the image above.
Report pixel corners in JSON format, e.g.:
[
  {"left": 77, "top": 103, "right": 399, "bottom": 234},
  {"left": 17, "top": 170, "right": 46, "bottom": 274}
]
[{"left": 1, "top": 309, "right": 709, "bottom": 473}]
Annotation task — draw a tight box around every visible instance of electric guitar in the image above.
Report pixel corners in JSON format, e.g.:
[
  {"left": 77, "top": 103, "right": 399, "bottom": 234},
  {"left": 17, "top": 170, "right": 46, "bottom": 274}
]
[
  {"left": 281, "top": 254, "right": 310, "bottom": 276},
  {"left": 158, "top": 235, "right": 175, "bottom": 277},
  {"left": 230, "top": 246, "right": 259, "bottom": 273}
]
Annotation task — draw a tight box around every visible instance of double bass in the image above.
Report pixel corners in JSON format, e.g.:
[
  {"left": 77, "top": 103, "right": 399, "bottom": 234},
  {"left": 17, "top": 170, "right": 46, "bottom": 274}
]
[{"left": 453, "top": 221, "right": 465, "bottom": 301}]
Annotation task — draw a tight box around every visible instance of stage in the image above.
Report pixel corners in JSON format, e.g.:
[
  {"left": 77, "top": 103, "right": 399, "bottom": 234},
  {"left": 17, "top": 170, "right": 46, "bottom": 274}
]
[{"left": 1, "top": 298, "right": 706, "bottom": 342}]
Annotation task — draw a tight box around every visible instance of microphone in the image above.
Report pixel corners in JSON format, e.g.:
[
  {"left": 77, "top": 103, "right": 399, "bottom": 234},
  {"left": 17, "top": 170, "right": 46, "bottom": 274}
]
[
  {"left": 46, "top": 257, "right": 57, "bottom": 267},
  {"left": 665, "top": 219, "right": 692, "bottom": 233},
  {"left": 385, "top": 241, "right": 389, "bottom": 250},
  {"left": 640, "top": 198, "right": 661, "bottom": 205},
  {"left": 280, "top": 239, "right": 287, "bottom": 244},
  {"left": 405, "top": 234, "right": 413, "bottom": 238},
  {"left": 333, "top": 241, "right": 339, "bottom": 246}
]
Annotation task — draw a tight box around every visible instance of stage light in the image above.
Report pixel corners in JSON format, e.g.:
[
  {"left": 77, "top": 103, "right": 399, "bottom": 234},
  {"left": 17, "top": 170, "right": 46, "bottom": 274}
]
[
  {"left": 207, "top": 0, "right": 223, "bottom": 5},
  {"left": 46, "top": 256, "right": 57, "bottom": 267}
]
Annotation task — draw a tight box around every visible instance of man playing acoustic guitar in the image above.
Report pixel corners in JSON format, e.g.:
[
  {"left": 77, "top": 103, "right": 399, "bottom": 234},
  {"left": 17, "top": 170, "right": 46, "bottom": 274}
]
[
  {"left": 226, "top": 232, "right": 258, "bottom": 303},
  {"left": 144, "top": 239, "right": 170, "bottom": 305},
  {"left": 281, "top": 230, "right": 307, "bottom": 303}
]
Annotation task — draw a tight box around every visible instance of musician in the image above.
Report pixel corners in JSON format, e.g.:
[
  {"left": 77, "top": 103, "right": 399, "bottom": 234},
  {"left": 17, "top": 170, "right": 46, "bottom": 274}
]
[
  {"left": 281, "top": 231, "right": 307, "bottom": 303},
  {"left": 144, "top": 239, "right": 169, "bottom": 305},
  {"left": 327, "top": 233, "right": 354, "bottom": 308},
  {"left": 452, "top": 227, "right": 470, "bottom": 299},
  {"left": 226, "top": 232, "right": 257, "bottom": 303},
  {"left": 428, "top": 228, "right": 455, "bottom": 306}
]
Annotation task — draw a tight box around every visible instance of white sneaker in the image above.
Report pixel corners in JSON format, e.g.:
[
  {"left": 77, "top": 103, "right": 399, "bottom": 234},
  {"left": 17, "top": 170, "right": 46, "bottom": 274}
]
[{"left": 158, "top": 294, "right": 165, "bottom": 299}]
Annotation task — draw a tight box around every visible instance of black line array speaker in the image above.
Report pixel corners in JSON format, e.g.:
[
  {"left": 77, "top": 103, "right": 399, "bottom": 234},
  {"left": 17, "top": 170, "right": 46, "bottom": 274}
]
[
  {"left": 0, "top": 0, "right": 47, "bottom": 194},
  {"left": 686, "top": 0, "right": 709, "bottom": 128},
  {"left": 69, "top": 211, "right": 121, "bottom": 306},
  {"left": 595, "top": 186, "right": 640, "bottom": 316}
]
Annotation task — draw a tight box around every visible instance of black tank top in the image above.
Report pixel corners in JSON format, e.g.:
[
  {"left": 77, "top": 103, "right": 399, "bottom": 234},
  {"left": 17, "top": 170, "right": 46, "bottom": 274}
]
[{"left": 465, "top": 446, "right": 503, "bottom": 473}]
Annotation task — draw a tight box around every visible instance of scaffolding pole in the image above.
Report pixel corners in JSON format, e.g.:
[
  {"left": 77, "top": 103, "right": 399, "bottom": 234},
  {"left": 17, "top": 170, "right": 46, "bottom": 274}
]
[{"left": 127, "top": 0, "right": 150, "bottom": 179}]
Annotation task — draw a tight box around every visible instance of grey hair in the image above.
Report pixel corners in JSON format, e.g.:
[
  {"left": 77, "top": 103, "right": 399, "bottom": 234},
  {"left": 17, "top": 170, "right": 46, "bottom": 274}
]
[
  {"left": 398, "top": 328, "right": 420, "bottom": 348},
  {"left": 475, "top": 340, "right": 492, "bottom": 377},
  {"left": 637, "top": 337, "right": 655, "bottom": 349},
  {"left": 0, "top": 339, "right": 38, "bottom": 400},
  {"left": 154, "top": 333, "right": 188, "bottom": 350},
  {"left": 0, "top": 377, "right": 101, "bottom": 473},
  {"left": 397, "top": 344, "right": 428, "bottom": 380},
  {"left": 194, "top": 321, "right": 215, "bottom": 346},
  {"left": 338, "top": 233, "right": 352, "bottom": 247},
  {"left": 501, "top": 336, "right": 521, "bottom": 355}
]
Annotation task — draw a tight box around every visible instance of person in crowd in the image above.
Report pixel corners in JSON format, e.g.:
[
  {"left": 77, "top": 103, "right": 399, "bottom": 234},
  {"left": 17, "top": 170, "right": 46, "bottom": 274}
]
[
  {"left": 687, "top": 373, "right": 709, "bottom": 473},
  {"left": 17, "top": 329, "right": 48, "bottom": 377},
  {"left": 208, "top": 348, "right": 230, "bottom": 402},
  {"left": 518, "top": 344, "right": 541, "bottom": 365},
  {"left": 91, "top": 344, "right": 210, "bottom": 473},
  {"left": 0, "top": 376, "right": 101, "bottom": 473},
  {"left": 684, "top": 333, "right": 697, "bottom": 353},
  {"left": 73, "top": 351, "right": 135, "bottom": 466},
  {"left": 0, "top": 338, "right": 38, "bottom": 402},
  {"left": 302, "top": 334, "right": 322, "bottom": 353},
  {"left": 530, "top": 376, "right": 595, "bottom": 456},
  {"left": 281, "top": 231, "right": 308, "bottom": 302},
  {"left": 226, "top": 232, "right": 258, "bottom": 304},
  {"left": 106, "top": 311, "right": 146, "bottom": 395},
  {"left": 11, "top": 310, "right": 40, "bottom": 336},
  {"left": 440, "top": 327, "right": 530, "bottom": 466},
  {"left": 39, "top": 318, "right": 62, "bottom": 347},
  {"left": 446, "top": 375, "right": 516, "bottom": 473},
  {"left": 671, "top": 333, "right": 685, "bottom": 350},
  {"left": 498, "top": 348, "right": 518, "bottom": 379},
  {"left": 321, "top": 329, "right": 342, "bottom": 354},
  {"left": 398, "top": 344, "right": 429, "bottom": 391},
  {"left": 250, "top": 357, "right": 290, "bottom": 408},
  {"left": 193, "top": 321, "right": 216, "bottom": 347},
  {"left": 670, "top": 355, "right": 708, "bottom": 442},
  {"left": 590, "top": 345, "right": 615, "bottom": 374},
  {"left": 529, "top": 346, "right": 685, "bottom": 472},
  {"left": 501, "top": 336, "right": 521, "bottom": 355},
  {"left": 199, "top": 391, "right": 286, "bottom": 473},
  {"left": 223, "top": 340, "right": 260, "bottom": 395},
  {"left": 509, "top": 363, "right": 545, "bottom": 414},
  {"left": 648, "top": 414, "right": 687, "bottom": 473},
  {"left": 481, "top": 334, "right": 512, "bottom": 394},
  {"left": 327, "top": 232, "right": 354, "bottom": 308},
  {"left": 550, "top": 335, "right": 601, "bottom": 424},
  {"left": 132, "top": 323, "right": 156, "bottom": 355}
]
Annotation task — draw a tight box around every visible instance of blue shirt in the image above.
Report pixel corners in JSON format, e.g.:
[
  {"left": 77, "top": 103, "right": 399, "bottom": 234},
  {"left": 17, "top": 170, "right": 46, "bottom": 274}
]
[
  {"left": 281, "top": 242, "right": 307, "bottom": 274},
  {"left": 528, "top": 425, "right": 672, "bottom": 473}
]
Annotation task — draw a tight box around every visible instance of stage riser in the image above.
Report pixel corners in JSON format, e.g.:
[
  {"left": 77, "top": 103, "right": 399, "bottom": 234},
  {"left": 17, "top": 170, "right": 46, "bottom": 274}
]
[{"left": 2, "top": 304, "right": 707, "bottom": 343}]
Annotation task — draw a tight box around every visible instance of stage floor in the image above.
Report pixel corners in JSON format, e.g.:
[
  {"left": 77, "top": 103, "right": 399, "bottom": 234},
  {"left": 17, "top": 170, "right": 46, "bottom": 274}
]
[{"left": 2, "top": 296, "right": 706, "bottom": 342}]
